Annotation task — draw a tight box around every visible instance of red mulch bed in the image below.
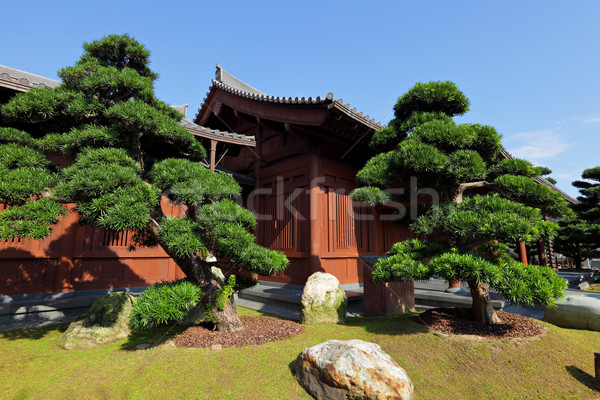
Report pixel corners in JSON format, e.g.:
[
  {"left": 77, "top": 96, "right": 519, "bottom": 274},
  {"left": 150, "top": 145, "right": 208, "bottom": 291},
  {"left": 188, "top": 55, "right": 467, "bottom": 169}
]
[
  {"left": 174, "top": 316, "right": 304, "bottom": 348},
  {"left": 418, "top": 308, "right": 545, "bottom": 339}
]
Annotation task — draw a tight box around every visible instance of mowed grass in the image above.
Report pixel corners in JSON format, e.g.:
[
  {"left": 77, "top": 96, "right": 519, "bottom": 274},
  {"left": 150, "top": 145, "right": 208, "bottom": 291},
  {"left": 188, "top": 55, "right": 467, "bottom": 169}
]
[{"left": 1, "top": 307, "right": 599, "bottom": 400}]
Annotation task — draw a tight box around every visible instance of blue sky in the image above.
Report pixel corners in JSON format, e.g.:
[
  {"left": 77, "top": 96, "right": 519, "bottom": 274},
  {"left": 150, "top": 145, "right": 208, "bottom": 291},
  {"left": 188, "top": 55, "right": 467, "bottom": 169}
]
[{"left": 2, "top": 1, "right": 599, "bottom": 197}]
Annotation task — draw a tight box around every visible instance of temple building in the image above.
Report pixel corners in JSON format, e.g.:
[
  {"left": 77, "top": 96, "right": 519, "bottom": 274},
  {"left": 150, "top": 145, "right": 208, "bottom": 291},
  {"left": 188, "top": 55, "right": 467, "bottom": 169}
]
[{"left": 0, "top": 64, "right": 576, "bottom": 298}]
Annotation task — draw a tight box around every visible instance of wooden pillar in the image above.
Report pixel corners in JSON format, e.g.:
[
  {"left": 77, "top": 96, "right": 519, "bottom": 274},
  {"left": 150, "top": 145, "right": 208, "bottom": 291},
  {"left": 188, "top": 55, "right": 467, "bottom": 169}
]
[
  {"left": 518, "top": 241, "right": 528, "bottom": 266},
  {"left": 253, "top": 123, "right": 262, "bottom": 249},
  {"left": 309, "top": 152, "right": 322, "bottom": 274},
  {"left": 209, "top": 140, "right": 217, "bottom": 172},
  {"left": 53, "top": 207, "right": 78, "bottom": 292},
  {"left": 537, "top": 239, "right": 547, "bottom": 266}
]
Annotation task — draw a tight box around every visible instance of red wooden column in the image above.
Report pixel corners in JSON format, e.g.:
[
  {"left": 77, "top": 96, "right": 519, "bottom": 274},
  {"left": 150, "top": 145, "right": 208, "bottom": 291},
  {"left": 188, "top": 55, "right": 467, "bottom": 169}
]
[
  {"left": 308, "top": 152, "right": 322, "bottom": 274},
  {"left": 518, "top": 241, "right": 528, "bottom": 266},
  {"left": 209, "top": 140, "right": 217, "bottom": 172},
  {"left": 537, "top": 239, "right": 547, "bottom": 266}
]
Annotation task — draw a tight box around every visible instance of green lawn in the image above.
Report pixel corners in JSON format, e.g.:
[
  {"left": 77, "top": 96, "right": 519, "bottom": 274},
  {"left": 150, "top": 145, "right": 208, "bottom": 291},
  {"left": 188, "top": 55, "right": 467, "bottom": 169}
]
[{"left": 1, "top": 307, "right": 599, "bottom": 400}]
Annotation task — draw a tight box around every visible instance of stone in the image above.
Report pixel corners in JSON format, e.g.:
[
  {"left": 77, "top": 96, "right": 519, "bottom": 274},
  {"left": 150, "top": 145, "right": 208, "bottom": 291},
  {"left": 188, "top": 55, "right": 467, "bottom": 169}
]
[
  {"left": 544, "top": 294, "right": 600, "bottom": 331},
  {"left": 57, "top": 292, "right": 135, "bottom": 350},
  {"left": 300, "top": 272, "right": 347, "bottom": 324},
  {"left": 211, "top": 266, "right": 225, "bottom": 285},
  {"left": 578, "top": 281, "right": 590, "bottom": 290},
  {"left": 135, "top": 343, "right": 150, "bottom": 350},
  {"left": 295, "top": 339, "right": 414, "bottom": 400}
]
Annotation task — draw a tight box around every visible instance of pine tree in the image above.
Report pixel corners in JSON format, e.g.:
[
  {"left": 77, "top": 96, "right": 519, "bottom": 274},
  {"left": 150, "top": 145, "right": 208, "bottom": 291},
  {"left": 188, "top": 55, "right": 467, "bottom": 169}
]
[
  {"left": 352, "top": 81, "right": 568, "bottom": 324},
  {"left": 554, "top": 167, "right": 600, "bottom": 267},
  {"left": 0, "top": 34, "right": 288, "bottom": 331}
]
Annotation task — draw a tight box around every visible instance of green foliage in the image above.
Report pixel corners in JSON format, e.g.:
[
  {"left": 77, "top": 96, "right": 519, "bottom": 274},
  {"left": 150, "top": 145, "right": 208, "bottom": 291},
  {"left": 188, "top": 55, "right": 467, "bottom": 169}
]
[
  {"left": 0, "top": 34, "right": 289, "bottom": 320},
  {"left": 60, "top": 58, "right": 154, "bottom": 105},
  {"left": 0, "top": 143, "right": 51, "bottom": 169},
  {"left": 357, "top": 81, "right": 570, "bottom": 316},
  {"left": 494, "top": 174, "right": 570, "bottom": 217},
  {"left": 1, "top": 87, "right": 103, "bottom": 134},
  {"left": 77, "top": 184, "right": 160, "bottom": 231},
  {"left": 350, "top": 186, "right": 391, "bottom": 205},
  {"left": 488, "top": 158, "right": 538, "bottom": 180},
  {"left": 393, "top": 81, "right": 470, "bottom": 121},
  {"left": 105, "top": 101, "right": 206, "bottom": 160},
  {"left": 356, "top": 151, "right": 399, "bottom": 188},
  {"left": 41, "top": 125, "right": 121, "bottom": 154},
  {"left": 130, "top": 279, "right": 203, "bottom": 329},
  {"left": 150, "top": 159, "right": 240, "bottom": 206},
  {"left": 0, "top": 127, "right": 41, "bottom": 149},
  {"left": 56, "top": 147, "right": 142, "bottom": 201},
  {"left": 413, "top": 194, "right": 554, "bottom": 243},
  {"left": 373, "top": 238, "right": 566, "bottom": 307},
  {"left": 197, "top": 199, "right": 256, "bottom": 229},
  {"left": 446, "top": 150, "right": 487, "bottom": 182},
  {"left": 0, "top": 167, "right": 57, "bottom": 205},
  {"left": 0, "top": 198, "right": 66, "bottom": 239},
  {"left": 158, "top": 217, "right": 207, "bottom": 258},
  {"left": 82, "top": 34, "right": 159, "bottom": 80}
]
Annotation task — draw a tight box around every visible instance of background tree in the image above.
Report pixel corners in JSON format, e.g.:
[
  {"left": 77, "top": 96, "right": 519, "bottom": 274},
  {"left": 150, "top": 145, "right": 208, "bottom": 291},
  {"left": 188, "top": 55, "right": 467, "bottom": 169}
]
[
  {"left": 352, "top": 81, "right": 568, "bottom": 324},
  {"left": 554, "top": 167, "right": 600, "bottom": 267},
  {"left": 0, "top": 34, "right": 288, "bottom": 332}
]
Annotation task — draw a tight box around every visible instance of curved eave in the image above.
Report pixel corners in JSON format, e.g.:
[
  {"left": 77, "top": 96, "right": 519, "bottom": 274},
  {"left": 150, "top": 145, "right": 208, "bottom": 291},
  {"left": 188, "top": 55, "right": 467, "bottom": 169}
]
[
  {"left": 179, "top": 118, "right": 255, "bottom": 147},
  {"left": 196, "top": 81, "right": 383, "bottom": 136}
]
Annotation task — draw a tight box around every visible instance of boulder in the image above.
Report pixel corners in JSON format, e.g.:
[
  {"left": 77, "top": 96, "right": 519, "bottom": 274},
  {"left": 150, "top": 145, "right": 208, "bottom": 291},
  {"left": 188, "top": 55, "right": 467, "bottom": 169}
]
[
  {"left": 544, "top": 294, "right": 600, "bottom": 331},
  {"left": 57, "top": 292, "right": 135, "bottom": 350},
  {"left": 300, "top": 272, "right": 347, "bottom": 324},
  {"left": 295, "top": 339, "right": 414, "bottom": 400}
]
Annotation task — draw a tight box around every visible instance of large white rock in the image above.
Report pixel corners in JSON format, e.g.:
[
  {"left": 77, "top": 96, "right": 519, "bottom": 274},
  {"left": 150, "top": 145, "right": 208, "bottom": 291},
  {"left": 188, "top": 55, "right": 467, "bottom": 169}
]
[
  {"left": 295, "top": 339, "right": 414, "bottom": 400},
  {"left": 300, "top": 272, "right": 347, "bottom": 324},
  {"left": 544, "top": 294, "right": 600, "bottom": 331}
]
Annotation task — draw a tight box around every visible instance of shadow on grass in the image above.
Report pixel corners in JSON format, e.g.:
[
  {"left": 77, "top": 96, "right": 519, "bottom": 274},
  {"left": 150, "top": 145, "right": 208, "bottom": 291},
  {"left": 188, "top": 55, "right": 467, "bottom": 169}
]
[
  {"left": 0, "top": 324, "right": 68, "bottom": 341},
  {"left": 566, "top": 365, "right": 599, "bottom": 392},
  {"left": 120, "top": 324, "right": 188, "bottom": 351},
  {"left": 344, "top": 312, "right": 429, "bottom": 336}
]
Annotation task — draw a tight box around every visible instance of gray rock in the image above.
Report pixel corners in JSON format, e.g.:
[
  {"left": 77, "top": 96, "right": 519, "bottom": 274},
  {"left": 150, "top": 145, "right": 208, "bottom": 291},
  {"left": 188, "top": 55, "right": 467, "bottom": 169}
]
[
  {"left": 300, "top": 272, "right": 347, "bottom": 324},
  {"left": 578, "top": 281, "right": 590, "bottom": 290},
  {"left": 57, "top": 292, "right": 135, "bottom": 350},
  {"left": 544, "top": 295, "right": 600, "bottom": 331},
  {"left": 295, "top": 339, "right": 414, "bottom": 400}
]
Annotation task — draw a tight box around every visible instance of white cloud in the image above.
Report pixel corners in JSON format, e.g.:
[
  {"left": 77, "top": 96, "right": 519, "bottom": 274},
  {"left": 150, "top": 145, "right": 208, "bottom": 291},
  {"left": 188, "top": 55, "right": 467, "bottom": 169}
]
[
  {"left": 507, "top": 129, "right": 575, "bottom": 162},
  {"left": 582, "top": 116, "right": 600, "bottom": 125}
]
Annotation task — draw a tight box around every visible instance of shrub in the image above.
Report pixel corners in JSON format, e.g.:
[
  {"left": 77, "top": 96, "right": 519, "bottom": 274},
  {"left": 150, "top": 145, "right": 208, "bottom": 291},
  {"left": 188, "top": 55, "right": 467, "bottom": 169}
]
[{"left": 130, "top": 279, "right": 203, "bottom": 329}]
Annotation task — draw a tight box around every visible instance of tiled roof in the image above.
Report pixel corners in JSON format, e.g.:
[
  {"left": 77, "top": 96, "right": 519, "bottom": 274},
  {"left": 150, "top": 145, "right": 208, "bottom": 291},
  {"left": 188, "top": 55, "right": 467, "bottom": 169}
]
[
  {"left": 200, "top": 65, "right": 383, "bottom": 131},
  {"left": 179, "top": 118, "right": 255, "bottom": 146},
  {"left": 0, "top": 65, "right": 60, "bottom": 90}
]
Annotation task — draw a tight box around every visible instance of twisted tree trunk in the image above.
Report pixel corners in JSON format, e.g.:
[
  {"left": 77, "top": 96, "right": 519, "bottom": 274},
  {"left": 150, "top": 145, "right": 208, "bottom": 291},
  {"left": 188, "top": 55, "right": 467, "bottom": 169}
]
[
  {"left": 148, "top": 210, "right": 244, "bottom": 332},
  {"left": 468, "top": 280, "right": 501, "bottom": 324}
]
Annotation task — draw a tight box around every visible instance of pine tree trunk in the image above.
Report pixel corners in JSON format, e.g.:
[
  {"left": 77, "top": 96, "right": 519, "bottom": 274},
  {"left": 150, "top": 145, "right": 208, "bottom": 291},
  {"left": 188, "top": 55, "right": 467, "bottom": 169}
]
[
  {"left": 149, "top": 210, "right": 244, "bottom": 331},
  {"left": 468, "top": 281, "right": 501, "bottom": 324},
  {"left": 212, "top": 297, "right": 244, "bottom": 332}
]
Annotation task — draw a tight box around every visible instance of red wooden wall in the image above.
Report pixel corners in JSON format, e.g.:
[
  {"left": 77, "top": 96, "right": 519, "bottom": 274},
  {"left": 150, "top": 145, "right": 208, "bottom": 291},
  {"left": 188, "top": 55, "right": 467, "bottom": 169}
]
[
  {"left": 0, "top": 198, "right": 186, "bottom": 296},
  {"left": 253, "top": 154, "right": 413, "bottom": 286}
]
